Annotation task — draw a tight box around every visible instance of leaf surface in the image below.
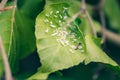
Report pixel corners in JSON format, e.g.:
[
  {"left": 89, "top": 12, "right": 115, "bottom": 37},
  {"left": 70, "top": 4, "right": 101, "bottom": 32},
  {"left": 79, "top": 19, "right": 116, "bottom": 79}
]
[
  {"left": 29, "top": 2, "right": 86, "bottom": 80},
  {"left": 29, "top": 1, "right": 119, "bottom": 80}
]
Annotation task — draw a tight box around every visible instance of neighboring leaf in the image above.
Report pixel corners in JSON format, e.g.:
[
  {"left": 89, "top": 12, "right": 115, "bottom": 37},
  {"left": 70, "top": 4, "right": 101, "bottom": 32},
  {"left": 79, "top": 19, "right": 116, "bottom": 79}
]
[
  {"left": 15, "top": 9, "right": 36, "bottom": 59},
  {"left": 84, "top": 34, "right": 118, "bottom": 66},
  {"left": 15, "top": 0, "right": 45, "bottom": 59},
  {"left": 0, "top": 0, "right": 44, "bottom": 76},
  {"left": 104, "top": 0, "right": 120, "bottom": 33},
  {"left": 17, "top": 0, "right": 45, "bottom": 19},
  {"left": 79, "top": 16, "right": 118, "bottom": 66},
  {"left": 0, "top": 3, "right": 19, "bottom": 74}
]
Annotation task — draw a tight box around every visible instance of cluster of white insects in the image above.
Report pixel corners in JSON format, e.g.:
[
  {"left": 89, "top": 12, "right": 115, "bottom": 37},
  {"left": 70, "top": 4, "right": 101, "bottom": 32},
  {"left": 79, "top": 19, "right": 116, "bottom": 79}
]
[{"left": 44, "top": 6, "right": 85, "bottom": 53}]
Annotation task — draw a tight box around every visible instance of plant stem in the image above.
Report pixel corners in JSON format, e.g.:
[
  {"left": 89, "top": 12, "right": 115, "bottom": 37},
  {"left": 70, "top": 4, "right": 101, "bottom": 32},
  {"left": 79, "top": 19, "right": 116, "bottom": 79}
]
[
  {"left": 67, "top": 9, "right": 84, "bottom": 25},
  {"left": 0, "top": 0, "right": 7, "bottom": 10},
  {"left": 82, "top": 0, "right": 97, "bottom": 37},
  {"left": 0, "top": 37, "right": 13, "bottom": 80},
  {"left": 0, "top": 6, "right": 15, "bottom": 11},
  {"left": 8, "top": 0, "right": 17, "bottom": 56},
  {"left": 104, "top": 30, "right": 120, "bottom": 46},
  {"left": 99, "top": 0, "right": 106, "bottom": 44}
]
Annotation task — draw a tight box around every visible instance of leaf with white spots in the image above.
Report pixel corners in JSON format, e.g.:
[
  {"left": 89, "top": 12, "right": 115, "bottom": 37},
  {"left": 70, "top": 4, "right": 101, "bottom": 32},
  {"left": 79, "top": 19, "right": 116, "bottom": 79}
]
[
  {"left": 29, "top": 3, "right": 86, "bottom": 80},
  {"left": 29, "top": 1, "right": 119, "bottom": 80}
]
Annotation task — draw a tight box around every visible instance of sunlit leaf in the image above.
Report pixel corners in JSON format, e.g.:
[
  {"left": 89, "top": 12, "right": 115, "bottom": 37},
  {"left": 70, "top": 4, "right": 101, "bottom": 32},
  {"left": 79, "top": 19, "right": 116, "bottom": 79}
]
[
  {"left": 29, "top": 1, "right": 120, "bottom": 79},
  {"left": 29, "top": 3, "right": 86, "bottom": 80}
]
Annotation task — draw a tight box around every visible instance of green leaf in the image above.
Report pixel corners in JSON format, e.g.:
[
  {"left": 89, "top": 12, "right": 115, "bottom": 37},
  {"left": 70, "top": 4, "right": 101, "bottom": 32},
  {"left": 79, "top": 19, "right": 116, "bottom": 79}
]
[
  {"left": 84, "top": 34, "right": 118, "bottom": 66},
  {"left": 29, "top": 1, "right": 119, "bottom": 80},
  {"left": 29, "top": 3, "right": 86, "bottom": 80},
  {"left": 28, "top": 72, "right": 50, "bottom": 80},
  {"left": 104, "top": 0, "right": 120, "bottom": 33},
  {"left": 15, "top": 0, "right": 44, "bottom": 59},
  {"left": 17, "top": 0, "right": 45, "bottom": 19},
  {"left": 15, "top": 9, "right": 36, "bottom": 59},
  {"left": 0, "top": 1, "right": 39, "bottom": 74},
  {"left": 0, "top": 3, "right": 19, "bottom": 74},
  {"left": 46, "top": 0, "right": 82, "bottom": 15}
]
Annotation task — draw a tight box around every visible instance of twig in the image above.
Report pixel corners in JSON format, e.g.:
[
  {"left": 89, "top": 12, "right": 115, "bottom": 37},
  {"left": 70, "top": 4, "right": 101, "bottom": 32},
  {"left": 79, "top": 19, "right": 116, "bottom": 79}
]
[
  {"left": 0, "top": 0, "right": 8, "bottom": 10},
  {"left": 8, "top": 0, "right": 17, "bottom": 57},
  {"left": 82, "top": 0, "right": 97, "bottom": 37},
  {"left": 99, "top": 0, "right": 106, "bottom": 44},
  {"left": 0, "top": 6, "right": 15, "bottom": 11},
  {"left": 105, "top": 30, "right": 120, "bottom": 46},
  {"left": 66, "top": 0, "right": 97, "bottom": 38},
  {"left": 0, "top": 37, "right": 13, "bottom": 80},
  {"left": 67, "top": 9, "right": 84, "bottom": 25}
]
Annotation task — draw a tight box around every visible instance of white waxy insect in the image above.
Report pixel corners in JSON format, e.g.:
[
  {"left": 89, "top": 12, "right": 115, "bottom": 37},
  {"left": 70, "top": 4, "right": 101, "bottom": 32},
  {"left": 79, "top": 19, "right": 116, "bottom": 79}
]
[
  {"left": 73, "top": 39, "right": 77, "bottom": 42},
  {"left": 64, "top": 40, "right": 69, "bottom": 46},
  {"left": 45, "top": 29, "right": 49, "bottom": 33},
  {"left": 52, "top": 32, "right": 58, "bottom": 36},
  {"left": 50, "top": 21, "right": 53, "bottom": 24},
  {"left": 53, "top": 28, "right": 69, "bottom": 46},
  {"left": 44, "top": 19, "right": 49, "bottom": 23},
  {"left": 78, "top": 45, "right": 82, "bottom": 49},
  {"left": 50, "top": 25, "right": 56, "bottom": 28},
  {"left": 45, "top": 14, "right": 49, "bottom": 17},
  {"left": 50, "top": 11, "right": 53, "bottom": 15},
  {"left": 56, "top": 11, "right": 59, "bottom": 14},
  {"left": 59, "top": 15, "right": 63, "bottom": 19},
  {"left": 58, "top": 20, "right": 61, "bottom": 23},
  {"left": 63, "top": 7, "right": 68, "bottom": 10},
  {"left": 64, "top": 16, "right": 67, "bottom": 19},
  {"left": 54, "top": 15, "right": 58, "bottom": 18},
  {"left": 70, "top": 45, "right": 77, "bottom": 49},
  {"left": 51, "top": 29, "right": 58, "bottom": 36}
]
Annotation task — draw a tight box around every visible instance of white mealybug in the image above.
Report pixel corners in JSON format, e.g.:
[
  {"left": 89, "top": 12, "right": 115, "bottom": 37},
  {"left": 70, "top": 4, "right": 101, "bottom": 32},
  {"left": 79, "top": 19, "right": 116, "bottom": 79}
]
[
  {"left": 45, "top": 14, "right": 49, "bottom": 17},
  {"left": 45, "top": 29, "right": 49, "bottom": 33},
  {"left": 73, "top": 39, "right": 77, "bottom": 42},
  {"left": 58, "top": 20, "right": 61, "bottom": 23},
  {"left": 78, "top": 45, "right": 82, "bottom": 49},
  {"left": 50, "top": 11, "right": 53, "bottom": 15},
  {"left": 64, "top": 16, "right": 67, "bottom": 19},
  {"left": 56, "top": 11, "right": 59, "bottom": 14},
  {"left": 50, "top": 21, "right": 53, "bottom": 24},
  {"left": 70, "top": 45, "right": 77, "bottom": 49},
  {"left": 54, "top": 15, "right": 58, "bottom": 18},
  {"left": 59, "top": 15, "right": 63, "bottom": 19},
  {"left": 44, "top": 19, "right": 49, "bottom": 23},
  {"left": 52, "top": 28, "right": 69, "bottom": 46},
  {"left": 50, "top": 25, "right": 56, "bottom": 28},
  {"left": 63, "top": 7, "right": 68, "bottom": 10}
]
